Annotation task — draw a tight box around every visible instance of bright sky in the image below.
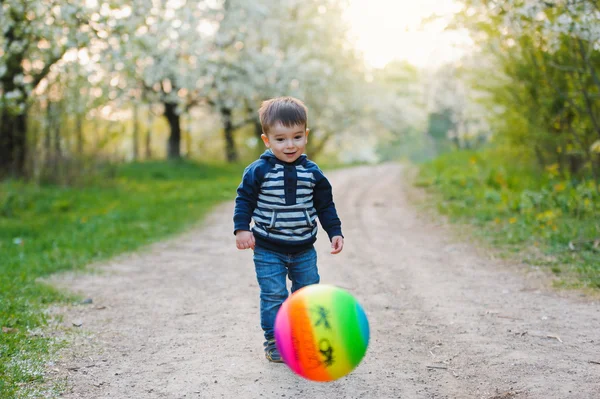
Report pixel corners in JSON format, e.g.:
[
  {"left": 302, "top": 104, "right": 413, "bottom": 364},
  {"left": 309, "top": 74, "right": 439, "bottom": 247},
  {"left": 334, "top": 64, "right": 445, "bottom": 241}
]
[{"left": 345, "top": 0, "right": 471, "bottom": 68}]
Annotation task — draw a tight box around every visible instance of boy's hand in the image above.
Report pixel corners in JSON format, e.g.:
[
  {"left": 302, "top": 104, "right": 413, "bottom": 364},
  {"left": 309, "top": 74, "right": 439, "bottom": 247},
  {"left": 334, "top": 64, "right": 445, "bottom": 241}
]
[
  {"left": 331, "top": 236, "right": 344, "bottom": 254},
  {"left": 236, "top": 230, "right": 255, "bottom": 250}
]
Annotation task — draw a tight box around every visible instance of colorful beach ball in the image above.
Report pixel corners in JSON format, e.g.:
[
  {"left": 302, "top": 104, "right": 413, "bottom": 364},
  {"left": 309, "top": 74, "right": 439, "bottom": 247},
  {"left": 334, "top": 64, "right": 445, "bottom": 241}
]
[{"left": 274, "top": 284, "right": 370, "bottom": 382}]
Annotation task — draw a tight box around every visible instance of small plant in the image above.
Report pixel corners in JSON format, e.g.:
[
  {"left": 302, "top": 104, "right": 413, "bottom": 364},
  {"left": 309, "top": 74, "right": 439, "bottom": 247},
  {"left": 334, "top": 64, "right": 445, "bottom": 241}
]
[{"left": 418, "top": 149, "right": 599, "bottom": 288}]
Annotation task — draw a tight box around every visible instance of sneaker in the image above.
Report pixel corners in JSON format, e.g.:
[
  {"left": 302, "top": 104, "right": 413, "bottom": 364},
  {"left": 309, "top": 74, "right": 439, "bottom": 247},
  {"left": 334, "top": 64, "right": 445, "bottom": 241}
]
[{"left": 264, "top": 339, "right": 283, "bottom": 363}]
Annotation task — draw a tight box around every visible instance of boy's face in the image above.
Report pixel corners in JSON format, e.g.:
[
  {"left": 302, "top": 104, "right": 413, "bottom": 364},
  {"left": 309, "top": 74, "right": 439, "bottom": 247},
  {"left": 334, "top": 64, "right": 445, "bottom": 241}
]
[{"left": 261, "top": 122, "right": 309, "bottom": 163}]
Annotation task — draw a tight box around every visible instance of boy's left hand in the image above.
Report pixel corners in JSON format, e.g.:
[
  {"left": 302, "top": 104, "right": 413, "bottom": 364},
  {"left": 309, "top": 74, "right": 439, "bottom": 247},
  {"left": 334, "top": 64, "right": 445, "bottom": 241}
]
[{"left": 331, "top": 236, "right": 344, "bottom": 254}]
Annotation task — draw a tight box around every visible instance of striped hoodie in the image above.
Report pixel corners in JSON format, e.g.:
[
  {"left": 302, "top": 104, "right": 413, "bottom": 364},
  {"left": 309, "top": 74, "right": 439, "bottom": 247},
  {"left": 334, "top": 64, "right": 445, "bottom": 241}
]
[{"left": 233, "top": 150, "right": 343, "bottom": 254}]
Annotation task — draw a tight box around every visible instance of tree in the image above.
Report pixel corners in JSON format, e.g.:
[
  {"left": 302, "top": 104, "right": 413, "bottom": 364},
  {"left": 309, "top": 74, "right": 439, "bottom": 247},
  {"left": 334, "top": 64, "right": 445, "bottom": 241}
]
[
  {"left": 453, "top": 0, "right": 599, "bottom": 180},
  {"left": 0, "top": 0, "right": 96, "bottom": 177},
  {"left": 205, "top": 0, "right": 373, "bottom": 162},
  {"left": 101, "top": 0, "right": 216, "bottom": 160}
]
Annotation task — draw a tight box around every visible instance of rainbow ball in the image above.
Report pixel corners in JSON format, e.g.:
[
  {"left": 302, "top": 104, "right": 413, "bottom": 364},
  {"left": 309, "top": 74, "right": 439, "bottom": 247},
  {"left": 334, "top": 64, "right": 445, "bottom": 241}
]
[{"left": 274, "top": 284, "right": 370, "bottom": 382}]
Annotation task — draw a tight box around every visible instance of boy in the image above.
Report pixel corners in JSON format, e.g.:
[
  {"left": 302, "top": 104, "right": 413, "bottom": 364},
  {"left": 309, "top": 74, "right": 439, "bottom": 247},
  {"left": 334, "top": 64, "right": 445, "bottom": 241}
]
[{"left": 233, "top": 96, "right": 344, "bottom": 363}]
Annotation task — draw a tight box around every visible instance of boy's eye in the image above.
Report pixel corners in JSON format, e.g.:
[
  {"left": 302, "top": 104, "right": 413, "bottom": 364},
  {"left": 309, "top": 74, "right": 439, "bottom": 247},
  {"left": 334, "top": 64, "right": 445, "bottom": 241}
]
[
  {"left": 295, "top": 136, "right": 302, "bottom": 139},
  {"left": 276, "top": 138, "right": 284, "bottom": 142}
]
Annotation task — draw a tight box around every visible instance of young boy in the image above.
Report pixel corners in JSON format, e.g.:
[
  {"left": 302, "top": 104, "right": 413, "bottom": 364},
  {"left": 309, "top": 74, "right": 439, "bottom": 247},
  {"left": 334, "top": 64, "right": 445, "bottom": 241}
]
[{"left": 233, "top": 96, "right": 344, "bottom": 363}]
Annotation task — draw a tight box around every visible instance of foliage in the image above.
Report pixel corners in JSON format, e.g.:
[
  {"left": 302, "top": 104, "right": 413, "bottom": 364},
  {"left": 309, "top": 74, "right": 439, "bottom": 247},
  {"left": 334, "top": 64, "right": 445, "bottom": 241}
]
[
  {"left": 0, "top": 0, "right": 100, "bottom": 177},
  {"left": 0, "top": 0, "right": 392, "bottom": 173},
  {"left": 370, "top": 61, "right": 432, "bottom": 162},
  {"left": 0, "top": 160, "right": 243, "bottom": 397},
  {"left": 423, "top": 63, "right": 492, "bottom": 153},
  {"left": 0, "top": 0, "right": 96, "bottom": 111},
  {"left": 417, "top": 148, "right": 600, "bottom": 288},
  {"left": 452, "top": 0, "right": 600, "bottom": 180},
  {"left": 202, "top": 0, "right": 373, "bottom": 161}
]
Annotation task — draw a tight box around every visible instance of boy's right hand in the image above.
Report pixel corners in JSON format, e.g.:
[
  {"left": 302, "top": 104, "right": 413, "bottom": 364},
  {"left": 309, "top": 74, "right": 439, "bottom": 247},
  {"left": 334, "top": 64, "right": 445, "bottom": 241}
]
[{"left": 235, "top": 230, "right": 255, "bottom": 250}]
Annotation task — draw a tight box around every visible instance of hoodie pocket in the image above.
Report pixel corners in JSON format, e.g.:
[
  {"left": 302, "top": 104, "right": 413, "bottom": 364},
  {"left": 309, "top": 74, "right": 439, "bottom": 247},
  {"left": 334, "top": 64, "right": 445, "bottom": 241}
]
[
  {"left": 268, "top": 209, "right": 313, "bottom": 230},
  {"left": 303, "top": 209, "right": 312, "bottom": 227},
  {"left": 267, "top": 210, "right": 278, "bottom": 230}
]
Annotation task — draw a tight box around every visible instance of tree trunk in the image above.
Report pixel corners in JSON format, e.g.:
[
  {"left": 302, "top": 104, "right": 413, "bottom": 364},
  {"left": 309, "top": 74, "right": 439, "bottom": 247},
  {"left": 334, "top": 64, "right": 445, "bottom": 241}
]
[
  {"left": 592, "top": 155, "right": 600, "bottom": 195},
  {"left": 44, "top": 102, "right": 54, "bottom": 171},
  {"left": 0, "top": 20, "right": 27, "bottom": 178},
  {"left": 0, "top": 13, "right": 69, "bottom": 179},
  {"left": 254, "top": 119, "right": 262, "bottom": 139},
  {"left": 185, "top": 114, "right": 193, "bottom": 158},
  {"left": 164, "top": 101, "right": 181, "bottom": 159},
  {"left": 308, "top": 130, "right": 332, "bottom": 160},
  {"left": 132, "top": 103, "right": 139, "bottom": 161},
  {"left": 146, "top": 109, "right": 153, "bottom": 160},
  {"left": 221, "top": 107, "right": 238, "bottom": 162},
  {"left": 0, "top": 108, "right": 27, "bottom": 178},
  {"left": 254, "top": 118, "right": 264, "bottom": 156},
  {"left": 53, "top": 100, "right": 63, "bottom": 177},
  {"left": 75, "top": 112, "right": 84, "bottom": 157},
  {"left": 92, "top": 117, "right": 100, "bottom": 156}
]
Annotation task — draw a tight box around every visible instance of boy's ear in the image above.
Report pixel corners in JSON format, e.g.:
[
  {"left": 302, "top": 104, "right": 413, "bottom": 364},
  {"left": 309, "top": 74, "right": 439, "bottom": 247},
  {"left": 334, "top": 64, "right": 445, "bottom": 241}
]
[
  {"left": 305, "top": 128, "right": 310, "bottom": 142},
  {"left": 261, "top": 133, "right": 270, "bottom": 148}
]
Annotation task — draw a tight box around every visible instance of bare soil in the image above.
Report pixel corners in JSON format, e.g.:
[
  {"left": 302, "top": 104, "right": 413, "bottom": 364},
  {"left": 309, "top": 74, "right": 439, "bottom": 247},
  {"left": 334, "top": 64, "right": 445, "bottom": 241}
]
[{"left": 48, "top": 164, "right": 600, "bottom": 398}]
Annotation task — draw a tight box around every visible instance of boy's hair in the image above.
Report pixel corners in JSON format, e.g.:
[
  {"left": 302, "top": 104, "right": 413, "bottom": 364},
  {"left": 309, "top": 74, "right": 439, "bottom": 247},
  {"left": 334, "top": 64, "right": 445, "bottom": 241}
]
[{"left": 258, "top": 97, "right": 308, "bottom": 135}]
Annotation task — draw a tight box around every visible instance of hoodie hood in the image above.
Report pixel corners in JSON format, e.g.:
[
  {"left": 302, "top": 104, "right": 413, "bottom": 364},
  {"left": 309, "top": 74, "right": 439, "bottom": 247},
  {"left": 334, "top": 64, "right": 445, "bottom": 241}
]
[{"left": 259, "top": 149, "right": 307, "bottom": 166}]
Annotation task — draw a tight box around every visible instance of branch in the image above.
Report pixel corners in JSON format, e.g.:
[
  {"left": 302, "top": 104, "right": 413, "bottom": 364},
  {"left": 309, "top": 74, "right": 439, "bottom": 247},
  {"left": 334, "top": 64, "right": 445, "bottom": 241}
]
[
  {"left": 29, "top": 3, "right": 101, "bottom": 90},
  {"left": 566, "top": 121, "right": 600, "bottom": 191},
  {"left": 232, "top": 117, "right": 254, "bottom": 130},
  {"left": 574, "top": 40, "right": 600, "bottom": 138},
  {"left": 310, "top": 130, "right": 333, "bottom": 159},
  {"left": 547, "top": 61, "right": 586, "bottom": 73},
  {"left": 184, "top": 94, "right": 203, "bottom": 112},
  {"left": 577, "top": 82, "right": 600, "bottom": 138},
  {"left": 576, "top": 38, "right": 600, "bottom": 96},
  {"left": 529, "top": 46, "right": 587, "bottom": 118},
  {"left": 31, "top": 48, "right": 68, "bottom": 89},
  {"left": 206, "top": 59, "right": 249, "bottom": 79}
]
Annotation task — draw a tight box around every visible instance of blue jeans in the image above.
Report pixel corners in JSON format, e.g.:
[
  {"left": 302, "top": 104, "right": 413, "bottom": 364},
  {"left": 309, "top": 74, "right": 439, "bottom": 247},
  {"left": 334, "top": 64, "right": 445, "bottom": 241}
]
[{"left": 253, "top": 246, "right": 320, "bottom": 341}]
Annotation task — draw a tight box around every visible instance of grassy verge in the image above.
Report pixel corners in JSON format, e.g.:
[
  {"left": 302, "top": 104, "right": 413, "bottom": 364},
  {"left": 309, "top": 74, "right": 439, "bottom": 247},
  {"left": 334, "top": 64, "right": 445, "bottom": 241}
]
[
  {"left": 0, "top": 160, "right": 243, "bottom": 397},
  {"left": 415, "top": 149, "right": 599, "bottom": 288}
]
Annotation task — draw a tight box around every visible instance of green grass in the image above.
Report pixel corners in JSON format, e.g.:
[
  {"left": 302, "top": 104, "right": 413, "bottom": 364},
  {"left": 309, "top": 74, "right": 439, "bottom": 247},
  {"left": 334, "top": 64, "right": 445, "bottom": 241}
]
[
  {"left": 416, "top": 149, "right": 600, "bottom": 288},
  {"left": 0, "top": 160, "right": 243, "bottom": 398}
]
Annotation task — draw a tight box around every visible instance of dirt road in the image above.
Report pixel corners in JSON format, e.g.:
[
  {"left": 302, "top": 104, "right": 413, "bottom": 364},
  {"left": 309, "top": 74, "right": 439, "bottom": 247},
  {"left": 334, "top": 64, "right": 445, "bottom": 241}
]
[{"left": 50, "top": 164, "right": 600, "bottom": 398}]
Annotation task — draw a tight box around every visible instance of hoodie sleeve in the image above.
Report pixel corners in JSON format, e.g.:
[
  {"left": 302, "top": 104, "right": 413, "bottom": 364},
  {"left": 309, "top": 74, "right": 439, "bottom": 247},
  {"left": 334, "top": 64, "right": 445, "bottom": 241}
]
[
  {"left": 233, "top": 162, "right": 264, "bottom": 234},
  {"left": 313, "top": 170, "right": 343, "bottom": 240}
]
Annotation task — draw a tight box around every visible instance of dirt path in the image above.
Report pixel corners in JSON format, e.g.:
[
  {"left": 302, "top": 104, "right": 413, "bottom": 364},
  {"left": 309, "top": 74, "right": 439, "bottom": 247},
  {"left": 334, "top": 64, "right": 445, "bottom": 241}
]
[{"left": 49, "top": 164, "right": 600, "bottom": 399}]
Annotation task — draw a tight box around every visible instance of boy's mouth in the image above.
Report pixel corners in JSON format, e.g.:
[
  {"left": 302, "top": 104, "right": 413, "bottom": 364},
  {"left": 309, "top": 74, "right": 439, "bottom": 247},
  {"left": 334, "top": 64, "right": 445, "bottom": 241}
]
[{"left": 284, "top": 151, "right": 297, "bottom": 157}]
